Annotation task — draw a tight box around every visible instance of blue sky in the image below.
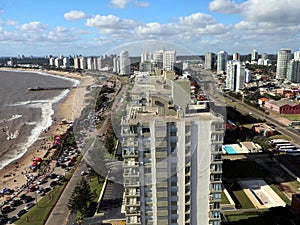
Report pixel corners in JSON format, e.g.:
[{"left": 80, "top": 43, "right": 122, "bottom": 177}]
[{"left": 0, "top": 0, "right": 300, "bottom": 56}]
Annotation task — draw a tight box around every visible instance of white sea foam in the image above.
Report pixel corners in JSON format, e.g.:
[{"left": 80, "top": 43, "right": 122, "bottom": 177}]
[
  {"left": 0, "top": 88, "right": 72, "bottom": 170},
  {"left": 0, "top": 114, "right": 22, "bottom": 124}
]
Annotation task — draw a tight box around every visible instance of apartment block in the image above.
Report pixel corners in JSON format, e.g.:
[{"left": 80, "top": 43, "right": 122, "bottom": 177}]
[{"left": 121, "top": 73, "right": 224, "bottom": 225}]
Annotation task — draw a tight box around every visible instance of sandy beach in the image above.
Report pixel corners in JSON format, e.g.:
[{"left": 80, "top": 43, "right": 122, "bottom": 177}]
[{"left": 0, "top": 69, "right": 94, "bottom": 201}]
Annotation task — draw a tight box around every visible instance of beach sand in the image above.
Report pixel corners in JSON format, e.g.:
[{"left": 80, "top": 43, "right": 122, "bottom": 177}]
[{"left": 0, "top": 70, "right": 94, "bottom": 201}]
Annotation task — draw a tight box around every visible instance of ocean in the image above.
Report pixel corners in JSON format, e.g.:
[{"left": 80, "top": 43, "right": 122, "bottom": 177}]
[{"left": 0, "top": 70, "right": 79, "bottom": 169}]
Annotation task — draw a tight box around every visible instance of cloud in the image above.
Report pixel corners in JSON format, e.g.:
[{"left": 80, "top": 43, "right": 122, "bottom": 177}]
[
  {"left": 135, "top": 1, "right": 150, "bottom": 7},
  {"left": 6, "top": 20, "right": 18, "bottom": 26},
  {"left": 208, "top": 0, "right": 242, "bottom": 14},
  {"left": 64, "top": 10, "right": 87, "bottom": 21},
  {"left": 20, "top": 22, "right": 47, "bottom": 33},
  {"left": 86, "top": 14, "right": 139, "bottom": 30},
  {"left": 241, "top": 0, "right": 300, "bottom": 25},
  {"left": 110, "top": 0, "right": 131, "bottom": 8}
]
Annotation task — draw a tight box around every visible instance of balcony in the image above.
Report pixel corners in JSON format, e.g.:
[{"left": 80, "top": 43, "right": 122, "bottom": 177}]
[{"left": 124, "top": 171, "right": 139, "bottom": 178}]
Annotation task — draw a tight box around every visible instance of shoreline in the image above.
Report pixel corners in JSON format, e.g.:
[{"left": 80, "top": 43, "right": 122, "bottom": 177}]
[{"left": 0, "top": 69, "right": 94, "bottom": 197}]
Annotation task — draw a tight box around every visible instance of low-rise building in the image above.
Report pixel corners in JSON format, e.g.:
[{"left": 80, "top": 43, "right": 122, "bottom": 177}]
[{"left": 264, "top": 99, "right": 300, "bottom": 114}]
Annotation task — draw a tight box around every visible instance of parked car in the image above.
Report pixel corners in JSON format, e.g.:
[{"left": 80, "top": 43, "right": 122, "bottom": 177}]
[
  {"left": 17, "top": 209, "right": 27, "bottom": 218},
  {"left": 7, "top": 216, "right": 18, "bottom": 224},
  {"left": 10, "top": 199, "right": 23, "bottom": 207},
  {"left": 1, "top": 206, "right": 12, "bottom": 214},
  {"left": 18, "top": 194, "right": 27, "bottom": 200},
  {"left": 24, "top": 196, "right": 34, "bottom": 203},
  {"left": 24, "top": 202, "right": 35, "bottom": 210},
  {"left": 50, "top": 181, "right": 57, "bottom": 187}
]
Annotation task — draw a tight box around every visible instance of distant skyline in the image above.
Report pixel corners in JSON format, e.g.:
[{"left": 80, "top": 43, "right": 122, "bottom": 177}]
[{"left": 0, "top": 0, "right": 300, "bottom": 56}]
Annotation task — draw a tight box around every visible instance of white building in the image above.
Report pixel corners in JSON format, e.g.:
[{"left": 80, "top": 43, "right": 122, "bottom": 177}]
[
  {"left": 276, "top": 49, "right": 293, "bottom": 79},
  {"left": 122, "top": 73, "right": 224, "bottom": 225},
  {"left": 141, "top": 52, "right": 154, "bottom": 63},
  {"left": 205, "top": 52, "right": 216, "bottom": 70},
  {"left": 163, "top": 50, "right": 176, "bottom": 71},
  {"left": 120, "top": 51, "right": 131, "bottom": 75},
  {"left": 62, "top": 57, "right": 70, "bottom": 69},
  {"left": 287, "top": 59, "right": 300, "bottom": 83},
  {"left": 113, "top": 56, "right": 120, "bottom": 73},
  {"left": 251, "top": 50, "right": 258, "bottom": 62},
  {"left": 226, "top": 60, "right": 245, "bottom": 92},
  {"left": 217, "top": 51, "right": 228, "bottom": 75}
]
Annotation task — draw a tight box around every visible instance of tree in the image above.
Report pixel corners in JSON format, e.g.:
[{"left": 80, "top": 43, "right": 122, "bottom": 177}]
[{"left": 68, "top": 178, "right": 94, "bottom": 216}]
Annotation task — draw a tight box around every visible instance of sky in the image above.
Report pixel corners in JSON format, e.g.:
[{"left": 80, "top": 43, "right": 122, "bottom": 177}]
[{"left": 0, "top": 0, "right": 300, "bottom": 57}]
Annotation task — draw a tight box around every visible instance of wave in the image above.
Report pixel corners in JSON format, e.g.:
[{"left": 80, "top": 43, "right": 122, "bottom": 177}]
[
  {"left": 0, "top": 114, "right": 22, "bottom": 124},
  {"left": 0, "top": 88, "right": 72, "bottom": 170}
]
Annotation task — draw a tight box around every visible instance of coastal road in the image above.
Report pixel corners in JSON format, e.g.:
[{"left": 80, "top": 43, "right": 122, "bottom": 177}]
[{"left": 44, "top": 160, "right": 88, "bottom": 225}]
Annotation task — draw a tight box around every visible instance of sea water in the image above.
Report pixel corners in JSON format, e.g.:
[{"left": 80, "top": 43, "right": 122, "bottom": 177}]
[{"left": 0, "top": 70, "right": 79, "bottom": 169}]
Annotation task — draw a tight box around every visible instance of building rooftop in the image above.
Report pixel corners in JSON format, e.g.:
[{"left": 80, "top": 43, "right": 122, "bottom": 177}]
[{"left": 268, "top": 99, "right": 299, "bottom": 107}]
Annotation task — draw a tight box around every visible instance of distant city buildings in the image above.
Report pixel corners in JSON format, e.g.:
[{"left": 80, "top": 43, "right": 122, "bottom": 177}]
[{"left": 119, "top": 51, "right": 131, "bottom": 75}]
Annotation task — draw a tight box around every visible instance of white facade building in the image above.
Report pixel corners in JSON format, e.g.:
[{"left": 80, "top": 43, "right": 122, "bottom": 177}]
[
  {"left": 122, "top": 74, "right": 224, "bottom": 225},
  {"left": 217, "top": 51, "right": 228, "bottom": 75},
  {"left": 226, "top": 60, "right": 245, "bottom": 92},
  {"left": 163, "top": 50, "right": 176, "bottom": 71},
  {"left": 120, "top": 51, "right": 131, "bottom": 75},
  {"left": 251, "top": 50, "right": 258, "bottom": 62},
  {"left": 276, "top": 49, "right": 293, "bottom": 79},
  {"left": 287, "top": 59, "right": 300, "bottom": 83}
]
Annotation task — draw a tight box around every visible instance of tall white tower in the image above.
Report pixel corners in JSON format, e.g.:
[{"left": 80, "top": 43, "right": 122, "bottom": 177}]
[
  {"left": 217, "top": 51, "right": 228, "bottom": 74},
  {"left": 276, "top": 49, "right": 293, "bottom": 79},
  {"left": 121, "top": 75, "right": 224, "bottom": 225},
  {"left": 120, "top": 51, "right": 131, "bottom": 75},
  {"left": 226, "top": 60, "right": 245, "bottom": 92}
]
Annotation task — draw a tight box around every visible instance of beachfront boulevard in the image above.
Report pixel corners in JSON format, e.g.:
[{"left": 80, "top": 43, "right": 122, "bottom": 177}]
[{"left": 0, "top": 71, "right": 121, "bottom": 224}]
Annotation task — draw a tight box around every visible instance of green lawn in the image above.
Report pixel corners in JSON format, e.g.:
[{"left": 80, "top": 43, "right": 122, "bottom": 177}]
[
  {"left": 15, "top": 184, "right": 65, "bottom": 225},
  {"left": 221, "top": 191, "right": 231, "bottom": 204},
  {"left": 269, "top": 184, "right": 291, "bottom": 205},
  {"left": 233, "top": 189, "right": 255, "bottom": 209}
]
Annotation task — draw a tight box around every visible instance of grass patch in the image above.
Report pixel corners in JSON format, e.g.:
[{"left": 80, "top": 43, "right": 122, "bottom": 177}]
[
  {"left": 15, "top": 184, "right": 65, "bottom": 225},
  {"left": 75, "top": 175, "right": 105, "bottom": 222},
  {"left": 221, "top": 191, "right": 231, "bottom": 204},
  {"left": 233, "top": 189, "right": 255, "bottom": 209},
  {"left": 227, "top": 212, "right": 261, "bottom": 222},
  {"left": 269, "top": 184, "right": 291, "bottom": 205}
]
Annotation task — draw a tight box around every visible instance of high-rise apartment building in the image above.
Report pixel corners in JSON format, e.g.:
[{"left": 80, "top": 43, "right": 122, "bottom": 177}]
[
  {"left": 294, "top": 51, "right": 300, "bottom": 60},
  {"left": 226, "top": 60, "right": 245, "bottom": 92},
  {"left": 261, "top": 53, "right": 268, "bottom": 60},
  {"left": 163, "top": 50, "right": 176, "bottom": 71},
  {"left": 217, "top": 51, "right": 228, "bottom": 74},
  {"left": 120, "top": 51, "right": 131, "bottom": 75},
  {"left": 205, "top": 52, "right": 216, "bottom": 70},
  {"left": 287, "top": 59, "right": 300, "bottom": 83},
  {"left": 232, "top": 53, "right": 240, "bottom": 61},
  {"left": 141, "top": 52, "right": 154, "bottom": 63},
  {"left": 251, "top": 50, "right": 258, "bottom": 62},
  {"left": 121, "top": 73, "right": 224, "bottom": 225},
  {"left": 276, "top": 49, "right": 293, "bottom": 79}
]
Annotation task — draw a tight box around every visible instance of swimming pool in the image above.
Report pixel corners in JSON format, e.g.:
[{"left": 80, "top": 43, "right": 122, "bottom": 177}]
[{"left": 223, "top": 145, "right": 238, "bottom": 154}]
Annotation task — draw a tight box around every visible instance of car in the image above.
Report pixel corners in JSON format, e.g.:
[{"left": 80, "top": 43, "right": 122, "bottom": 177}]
[
  {"left": 7, "top": 216, "right": 18, "bottom": 224},
  {"left": 1, "top": 206, "right": 12, "bottom": 214},
  {"left": 0, "top": 217, "right": 8, "bottom": 224},
  {"left": 65, "top": 167, "right": 71, "bottom": 172},
  {"left": 36, "top": 187, "right": 44, "bottom": 194},
  {"left": 54, "top": 175, "right": 62, "bottom": 182},
  {"left": 50, "top": 173, "right": 57, "bottom": 179},
  {"left": 17, "top": 209, "right": 27, "bottom": 218},
  {"left": 24, "top": 196, "right": 34, "bottom": 203},
  {"left": 50, "top": 181, "right": 57, "bottom": 187},
  {"left": 10, "top": 199, "right": 23, "bottom": 207},
  {"left": 37, "top": 178, "right": 47, "bottom": 185},
  {"left": 29, "top": 185, "right": 36, "bottom": 192},
  {"left": 18, "top": 194, "right": 27, "bottom": 200},
  {"left": 24, "top": 202, "right": 35, "bottom": 210}
]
